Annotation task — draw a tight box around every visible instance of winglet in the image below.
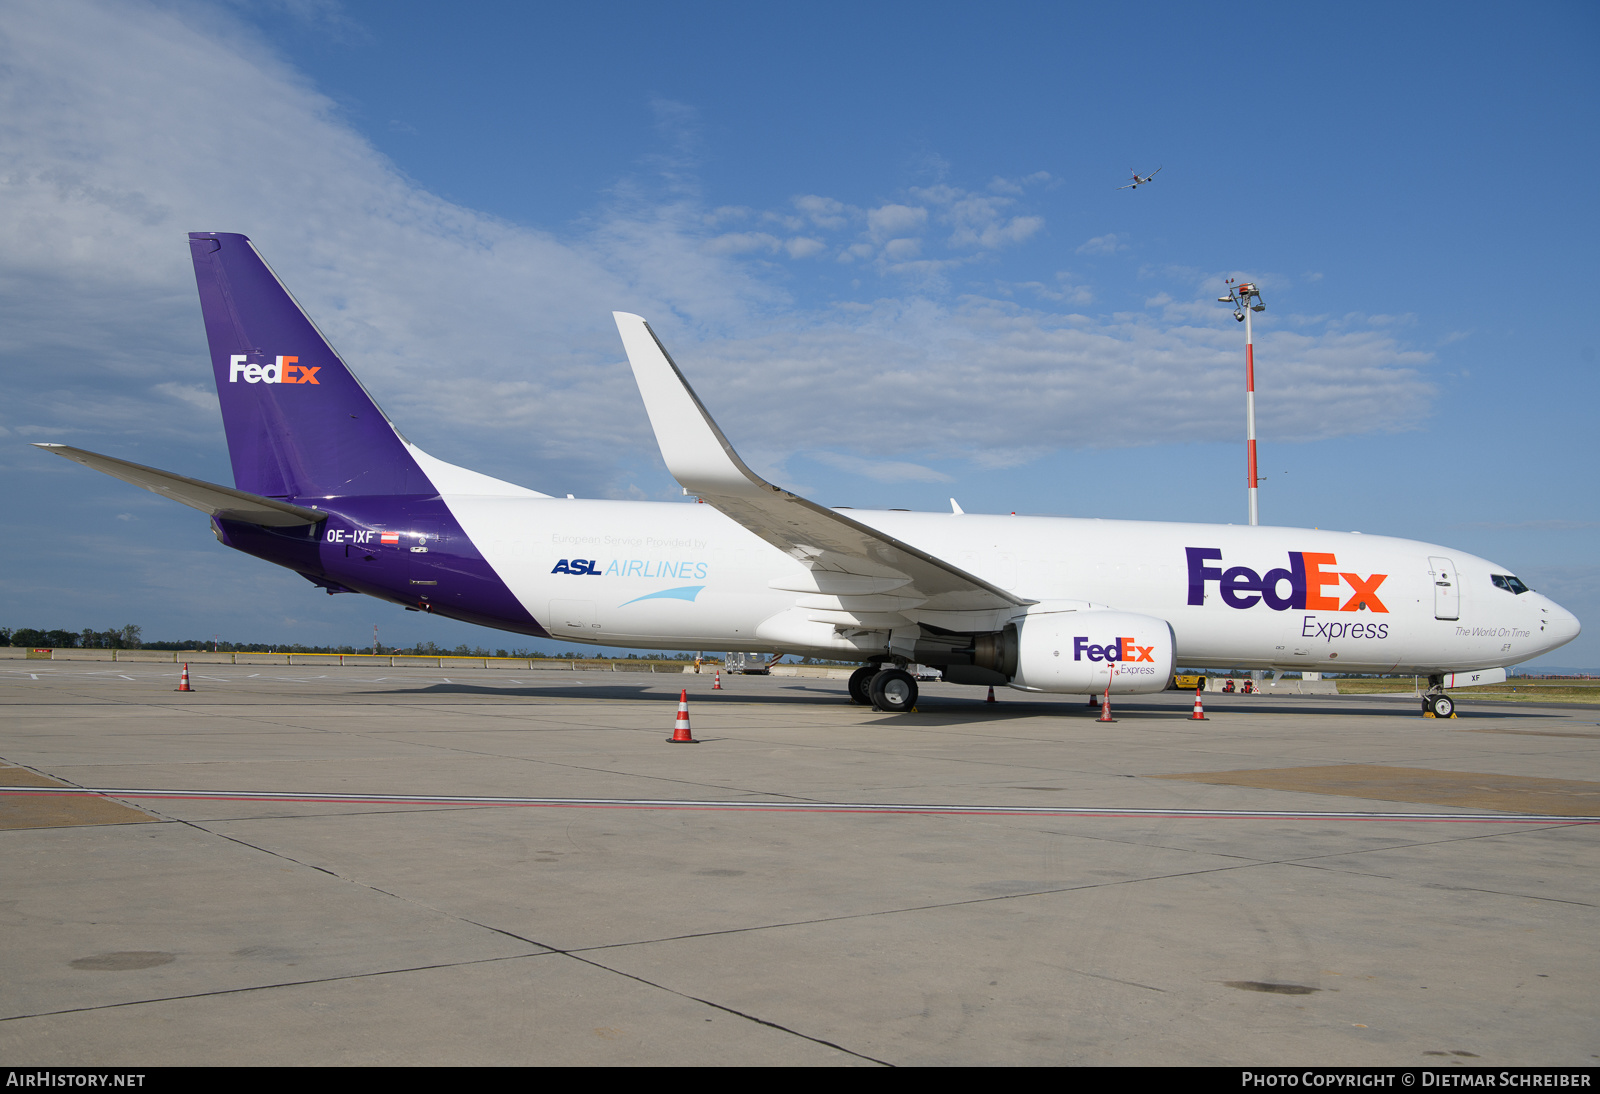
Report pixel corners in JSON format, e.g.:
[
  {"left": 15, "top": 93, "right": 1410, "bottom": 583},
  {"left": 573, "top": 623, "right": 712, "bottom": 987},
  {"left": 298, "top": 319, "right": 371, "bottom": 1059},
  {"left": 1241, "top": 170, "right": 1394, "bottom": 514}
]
[
  {"left": 613, "top": 313, "right": 776, "bottom": 500},
  {"left": 613, "top": 313, "right": 1030, "bottom": 612}
]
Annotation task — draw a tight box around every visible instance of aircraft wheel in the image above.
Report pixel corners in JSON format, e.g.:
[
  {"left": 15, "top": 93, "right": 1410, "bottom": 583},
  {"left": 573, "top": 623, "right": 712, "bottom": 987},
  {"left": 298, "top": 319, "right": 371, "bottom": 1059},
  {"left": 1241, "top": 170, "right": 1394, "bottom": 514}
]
[
  {"left": 1432, "top": 694, "right": 1454, "bottom": 718},
  {"left": 869, "top": 669, "right": 918, "bottom": 713},
  {"left": 847, "top": 665, "right": 878, "bottom": 706}
]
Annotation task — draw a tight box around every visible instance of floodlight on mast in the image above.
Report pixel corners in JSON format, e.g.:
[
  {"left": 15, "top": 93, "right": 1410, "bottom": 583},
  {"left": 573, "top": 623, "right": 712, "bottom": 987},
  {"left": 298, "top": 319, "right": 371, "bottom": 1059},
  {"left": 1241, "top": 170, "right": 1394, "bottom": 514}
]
[{"left": 1218, "top": 279, "right": 1266, "bottom": 525}]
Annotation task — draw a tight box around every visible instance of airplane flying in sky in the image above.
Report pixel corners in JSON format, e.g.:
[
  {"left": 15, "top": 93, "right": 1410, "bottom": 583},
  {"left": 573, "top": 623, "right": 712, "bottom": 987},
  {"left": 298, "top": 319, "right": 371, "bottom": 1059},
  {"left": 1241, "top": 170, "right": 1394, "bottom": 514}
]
[
  {"left": 38, "top": 233, "right": 1581, "bottom": 716},
  {"left": 1117, "top": 167, "right": 1162, "bottom": 190}
]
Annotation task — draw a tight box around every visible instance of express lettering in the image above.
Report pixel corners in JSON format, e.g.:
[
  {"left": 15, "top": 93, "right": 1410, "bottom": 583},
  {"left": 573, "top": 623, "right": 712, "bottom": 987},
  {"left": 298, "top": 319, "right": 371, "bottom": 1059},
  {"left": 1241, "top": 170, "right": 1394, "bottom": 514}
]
[
  {"left": 1301, "top": 616, "right": 1390, "bottom": 642},
  {"left": 1186, "top": 548, "right": 1387, "bottom": 613},
  {"left": 1072, "top": 636, "right": 1155, "bottom": 662},
  {"left": 228, "top": 355, "right": 321, "bottom": 385}
]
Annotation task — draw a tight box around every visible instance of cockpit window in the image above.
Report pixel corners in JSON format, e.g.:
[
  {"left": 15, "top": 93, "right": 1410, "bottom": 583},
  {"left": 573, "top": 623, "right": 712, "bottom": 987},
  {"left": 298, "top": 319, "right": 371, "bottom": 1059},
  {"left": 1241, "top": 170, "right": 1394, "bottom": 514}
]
[{"left": 1491, "top": 574, "right": 1530, "bottom": 595}]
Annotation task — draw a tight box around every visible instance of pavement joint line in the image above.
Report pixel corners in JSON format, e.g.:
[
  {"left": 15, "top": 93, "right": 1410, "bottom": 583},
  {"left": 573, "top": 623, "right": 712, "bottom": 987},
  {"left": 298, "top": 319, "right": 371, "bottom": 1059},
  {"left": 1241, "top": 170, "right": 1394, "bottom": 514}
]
[
  {"left": 50, "top": 804, "right": 895, "bottom": 1066},
  {"left": 554, "top": 857, "right": 1355, "bottom": 958},
  {"left": 549, "top": 948, "right": 892, "bottom": 1066},
  {"left": 1273, "top": 856, "right": 1599, "bottom": 908},
  {"left": 6, "top": 786, "right": 1596, "bottom": 823},
  {"left": 0, "top": 951, "right": 563, "bottom": 1026}
]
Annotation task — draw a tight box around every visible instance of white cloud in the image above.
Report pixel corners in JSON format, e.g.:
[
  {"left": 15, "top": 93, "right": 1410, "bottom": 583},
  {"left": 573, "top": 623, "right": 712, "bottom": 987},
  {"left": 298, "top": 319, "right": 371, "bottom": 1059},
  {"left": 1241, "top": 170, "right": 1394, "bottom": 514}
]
[
  {"left": 883, "top": 238, "right": 922, "bottom": 261},
  {"left": 865, "top": 203, "right": 928, "bottom": 242},
  {"left": 809, "top": 452, "right": 953, "bottom": 484},
  {"left": 152, "top": 382, "right": 220, "bottom": 414},
  {"left": 793, "top": 194, "right": 848, "bottom": 231},
  {"left": 784, "top": 237, "right": 826, "bottom": 259},
  {"left": 1076, "top": 233, "right": 1126, "bottom": 256},
  {"left": 703, "top": 231, "right": 783, "bottom": 255},
  {"left": 0, "top": 0, "right": 1438, "bottom": 504}
]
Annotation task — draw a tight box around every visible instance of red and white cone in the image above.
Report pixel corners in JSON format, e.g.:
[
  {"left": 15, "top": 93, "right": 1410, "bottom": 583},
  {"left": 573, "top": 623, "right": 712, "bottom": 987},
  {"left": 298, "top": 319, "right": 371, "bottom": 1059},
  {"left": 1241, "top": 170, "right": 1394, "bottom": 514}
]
[
  {"left": 986, "top": 686, "right": 996, "bottom": 704},
  {"left": 712, "top": 671, "right": 722, "bottom": 690},
  {"left": 1189, "top": 685, "right": 1209, "bottom": 721},
  {"left": 1097, "top": 685, "right": 1117, "bottom": 723},
  {"left": 668, "top": 688, "right": 697, "bottom": 743},
  {"left": 176, "top": 663, "right": 192, "bottom": 692}
]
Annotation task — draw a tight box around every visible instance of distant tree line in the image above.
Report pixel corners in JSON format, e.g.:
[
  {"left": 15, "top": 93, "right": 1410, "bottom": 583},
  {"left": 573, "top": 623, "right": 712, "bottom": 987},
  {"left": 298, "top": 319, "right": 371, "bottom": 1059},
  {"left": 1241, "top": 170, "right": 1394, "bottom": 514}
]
[
  {"left": 1, "top": 626, "right": 718, "bottom": 660},
  {"left": 3, "top": 625, "right": 142, "bottom": 649}
]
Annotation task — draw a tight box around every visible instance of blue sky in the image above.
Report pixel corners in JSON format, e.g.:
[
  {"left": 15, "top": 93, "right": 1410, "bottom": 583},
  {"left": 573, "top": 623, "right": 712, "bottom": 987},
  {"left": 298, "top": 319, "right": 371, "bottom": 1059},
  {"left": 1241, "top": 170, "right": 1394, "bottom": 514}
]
[{"left": 2, "top": 0, "right": 1595, "bottom": 666}]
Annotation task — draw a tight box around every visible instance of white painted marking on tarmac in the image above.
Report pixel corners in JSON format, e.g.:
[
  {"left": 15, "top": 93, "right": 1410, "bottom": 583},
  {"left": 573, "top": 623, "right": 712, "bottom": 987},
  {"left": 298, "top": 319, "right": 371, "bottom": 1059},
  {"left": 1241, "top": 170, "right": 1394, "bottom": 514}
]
[{"left": 1, "top": 786, "right": 1593, "bottom": 825}]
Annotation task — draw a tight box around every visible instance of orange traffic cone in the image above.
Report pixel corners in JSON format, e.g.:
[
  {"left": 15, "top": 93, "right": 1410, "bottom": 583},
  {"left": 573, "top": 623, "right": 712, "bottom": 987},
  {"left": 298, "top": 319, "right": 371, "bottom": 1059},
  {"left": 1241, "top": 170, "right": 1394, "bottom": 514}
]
[
  {"left": 1097, "top": 686, "right": 1116, "bottom": 723},
  {"left": 176, "top": 663, "right": 193, "bottom": 692},
  {"left": 1189, "top": 685, "right": 1209, "bottom": 721},
  {"left": 712, "top": 671, "right": 722, "bottom": 690},
  {"left": 668, "top": 688, "right": 697, "bottom": 743},
  {"left": 986, "top": 686, "right": 996, "bottom": 704}
]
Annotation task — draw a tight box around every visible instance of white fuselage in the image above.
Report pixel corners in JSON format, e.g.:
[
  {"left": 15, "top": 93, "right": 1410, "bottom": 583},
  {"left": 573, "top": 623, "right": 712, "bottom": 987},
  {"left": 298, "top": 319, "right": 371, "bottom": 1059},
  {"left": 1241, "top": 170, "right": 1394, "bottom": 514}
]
[{"left": 443, "top": 495, "right": 1580, "bottom": 675}]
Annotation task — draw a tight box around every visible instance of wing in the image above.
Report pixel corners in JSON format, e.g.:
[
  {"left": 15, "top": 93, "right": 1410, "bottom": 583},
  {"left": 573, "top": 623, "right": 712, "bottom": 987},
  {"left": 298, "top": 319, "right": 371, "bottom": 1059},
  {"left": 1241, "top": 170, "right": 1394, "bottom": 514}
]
[
  {"left": 35, "top": 444, "right": 325, "bottom": 527},
  {"left": 612, "top": 314, "right": 1030, "bottom": 632}
]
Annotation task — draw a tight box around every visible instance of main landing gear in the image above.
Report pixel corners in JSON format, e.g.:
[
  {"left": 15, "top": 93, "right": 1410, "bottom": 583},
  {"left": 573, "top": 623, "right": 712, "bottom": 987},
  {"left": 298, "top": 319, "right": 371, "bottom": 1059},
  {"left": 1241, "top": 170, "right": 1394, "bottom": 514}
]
[
  {"left": 1422, "top": 674, "right": 1456, "bottom": 718},
  {"left": 848, "top": 664, "right": 918, "bottom": 713},
  {"left": 847, "top": 664, "right": 877, "bottom": 705}
]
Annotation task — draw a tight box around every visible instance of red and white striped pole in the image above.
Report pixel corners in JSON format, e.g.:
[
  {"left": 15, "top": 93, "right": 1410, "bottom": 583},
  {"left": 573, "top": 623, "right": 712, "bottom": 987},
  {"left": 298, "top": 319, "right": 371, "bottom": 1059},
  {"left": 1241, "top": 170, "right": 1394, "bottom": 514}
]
[
  {"left": 1221, "top": 279, "right": 1265, "bottom": 527},
  {"left": 1244, "top": 294, "right": 1259, "bottom": 527}
]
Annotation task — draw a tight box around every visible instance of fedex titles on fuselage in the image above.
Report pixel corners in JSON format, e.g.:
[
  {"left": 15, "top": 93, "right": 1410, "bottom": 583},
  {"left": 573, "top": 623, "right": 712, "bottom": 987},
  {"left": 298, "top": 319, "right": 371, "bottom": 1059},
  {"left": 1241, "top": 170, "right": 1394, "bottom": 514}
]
[{"left": 1187, "top": 546, "right": 1392, "bottom": 642}]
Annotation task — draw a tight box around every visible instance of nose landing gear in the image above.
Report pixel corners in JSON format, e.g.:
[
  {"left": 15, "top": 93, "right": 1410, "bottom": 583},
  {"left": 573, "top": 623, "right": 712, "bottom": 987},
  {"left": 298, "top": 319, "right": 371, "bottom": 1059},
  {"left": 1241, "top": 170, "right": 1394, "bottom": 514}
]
[{"left": 1422, "top": 675, "right": 1457, "bottom": 718}]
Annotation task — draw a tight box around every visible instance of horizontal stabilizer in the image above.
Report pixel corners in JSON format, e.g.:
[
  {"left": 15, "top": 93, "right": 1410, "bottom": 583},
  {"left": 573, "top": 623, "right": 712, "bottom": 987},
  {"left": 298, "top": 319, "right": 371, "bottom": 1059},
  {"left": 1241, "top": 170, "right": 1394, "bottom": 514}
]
[
  {"left": 613, "top": 313, "right": 1027, "bottom": 615},
  {"left": 35, "top": 444, "right": 326, "bottom": 527}
]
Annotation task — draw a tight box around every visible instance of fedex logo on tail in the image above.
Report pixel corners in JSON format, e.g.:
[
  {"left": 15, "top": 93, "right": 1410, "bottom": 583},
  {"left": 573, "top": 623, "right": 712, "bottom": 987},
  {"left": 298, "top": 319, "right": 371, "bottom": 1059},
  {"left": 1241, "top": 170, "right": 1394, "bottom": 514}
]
[
  {"left": 228, "top": 355, "right": 320, "bottom": 385},
  {"left": 1073, "top": 637, "right": 1156, "bottom": 662},
  {"left": 1186, "top": 548, "right": 1388, "bottom": 613}
]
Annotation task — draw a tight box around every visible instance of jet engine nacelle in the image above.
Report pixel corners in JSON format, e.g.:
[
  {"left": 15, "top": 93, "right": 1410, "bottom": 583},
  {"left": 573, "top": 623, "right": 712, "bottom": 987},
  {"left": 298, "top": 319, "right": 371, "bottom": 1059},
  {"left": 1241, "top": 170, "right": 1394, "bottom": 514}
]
[{"left": 1009, "top": 609, "right": 1175, "bottom": 694}]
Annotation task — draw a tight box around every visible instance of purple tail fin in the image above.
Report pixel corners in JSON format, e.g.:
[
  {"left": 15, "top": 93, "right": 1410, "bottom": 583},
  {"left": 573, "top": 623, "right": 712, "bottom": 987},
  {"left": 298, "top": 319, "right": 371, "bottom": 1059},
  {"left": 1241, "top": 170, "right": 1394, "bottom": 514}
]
[{"left": 188, "top": 232, "right": 428, "bottom": 499}]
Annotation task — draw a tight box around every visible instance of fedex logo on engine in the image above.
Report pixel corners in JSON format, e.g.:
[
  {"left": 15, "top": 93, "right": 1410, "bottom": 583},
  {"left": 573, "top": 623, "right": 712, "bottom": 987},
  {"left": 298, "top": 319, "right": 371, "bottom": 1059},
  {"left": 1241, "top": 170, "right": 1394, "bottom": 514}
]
[
  {"left": 1186, "top": 548, "right": 1388, "bottom": 613},
  {"left": 1073, "top": 637, "right": 1156, "bottom": 662},
  {"left": 228, "top": 355, "right": 320, "bottom": 385}
]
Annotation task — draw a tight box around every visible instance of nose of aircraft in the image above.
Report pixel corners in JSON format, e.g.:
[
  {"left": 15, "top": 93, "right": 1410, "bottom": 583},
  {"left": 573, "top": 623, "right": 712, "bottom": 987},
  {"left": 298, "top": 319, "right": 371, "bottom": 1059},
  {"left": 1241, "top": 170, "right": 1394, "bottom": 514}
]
[{"left": 1538, "top": 598, "right": 1582, "bottom": 654}]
